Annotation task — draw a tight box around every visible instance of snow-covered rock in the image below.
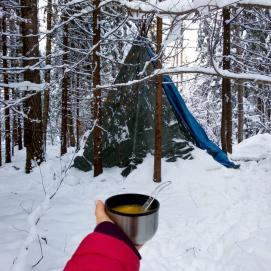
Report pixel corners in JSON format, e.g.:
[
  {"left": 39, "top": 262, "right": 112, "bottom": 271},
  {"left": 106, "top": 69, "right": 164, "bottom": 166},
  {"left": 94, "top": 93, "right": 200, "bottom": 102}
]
[{"left": 231, "top": 133, "right": 271, "bottom": 161}]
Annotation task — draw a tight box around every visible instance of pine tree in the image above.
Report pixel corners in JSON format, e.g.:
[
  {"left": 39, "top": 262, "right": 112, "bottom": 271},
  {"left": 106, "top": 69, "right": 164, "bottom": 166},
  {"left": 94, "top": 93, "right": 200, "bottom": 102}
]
[
  {"left": 42, "top": 0, "right": 52, "bottom": 152},
  {"left": 153, "top": 16, "right": 163, "bottom": 183},
  {"left": 21, "top": 0, "right": 44, "bottom": 173},
  {"left": 92, "top": 0, "right": 103, "bottom": 177},
  {"left": 221, "top": 7, "right": 232, "bottom": 153},
  {"left": 60, "top": 18, "right": 69, "bottom": 156},
  {"left": 2, "top": 10, "right": 11, "bottom": 163}
]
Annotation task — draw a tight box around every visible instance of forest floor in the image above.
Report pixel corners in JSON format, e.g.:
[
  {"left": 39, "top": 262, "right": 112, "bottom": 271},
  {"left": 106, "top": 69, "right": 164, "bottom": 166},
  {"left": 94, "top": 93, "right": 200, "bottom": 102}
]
[{"left": 1, "top": 134, "right": 271, "bottom": 271}]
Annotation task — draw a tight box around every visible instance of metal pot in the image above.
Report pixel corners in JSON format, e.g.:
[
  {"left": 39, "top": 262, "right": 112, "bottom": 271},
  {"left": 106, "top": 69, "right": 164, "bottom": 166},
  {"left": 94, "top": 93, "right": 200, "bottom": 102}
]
[{"left": 105, "top": 193, "right": 160, "bottom": 245}]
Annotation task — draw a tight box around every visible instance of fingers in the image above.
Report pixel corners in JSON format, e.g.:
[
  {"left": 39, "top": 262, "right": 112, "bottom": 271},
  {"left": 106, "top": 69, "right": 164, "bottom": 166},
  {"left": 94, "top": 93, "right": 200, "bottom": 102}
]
[
  {"left": 95, "top": 200, "right": 141, "bottom": 251},
  {"left": 135, "top": 245, "right": 143, "bottom": 251},
  {"left": 95, "top": 200, "right": 113, "bottom": 225}
]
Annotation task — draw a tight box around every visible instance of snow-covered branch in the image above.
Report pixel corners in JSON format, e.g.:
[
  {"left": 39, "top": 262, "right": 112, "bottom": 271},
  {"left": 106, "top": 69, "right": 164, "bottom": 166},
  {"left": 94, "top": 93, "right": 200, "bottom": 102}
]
[
  {"left": 101, "top": 0, "right": 271, "bottom": 16},
  {"left": 97, "top": 64, "right": 271, "bottom": 90}
]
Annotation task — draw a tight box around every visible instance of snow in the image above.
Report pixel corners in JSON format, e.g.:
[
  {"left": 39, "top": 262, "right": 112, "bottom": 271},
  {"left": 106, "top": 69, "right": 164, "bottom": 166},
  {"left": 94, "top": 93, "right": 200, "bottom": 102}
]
[
  {"left": 1, "top": 134, "right": 271, "bottom": 271},
  {"left": 98, "top": 65, "right": 271, "bottom": 91},
  {"left": 0, "top": 81, "right": 46, "bottom": 91},
  {"left": 108, "top": 0, "right": 271, "bottom": 15},
  {"left": 231, "top": 133, "right": 271, "bottom": 161}
]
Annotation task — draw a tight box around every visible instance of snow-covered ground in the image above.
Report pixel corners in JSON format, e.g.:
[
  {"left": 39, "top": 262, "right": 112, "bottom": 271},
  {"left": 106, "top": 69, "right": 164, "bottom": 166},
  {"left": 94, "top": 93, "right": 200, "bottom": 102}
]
[{"left": 1, "top": 134, "right": 271, "bottom": 271}]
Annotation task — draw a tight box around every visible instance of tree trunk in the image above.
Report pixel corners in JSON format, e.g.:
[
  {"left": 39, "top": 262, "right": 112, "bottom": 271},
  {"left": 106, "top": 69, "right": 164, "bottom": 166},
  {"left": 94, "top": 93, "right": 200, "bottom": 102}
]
[
  {"left": 0, "top": 10, "right": 2, "bottom": 166},
  {"left": 0, "top": 108, "right": 2, "bottom": 167},
  {"left": 21, "top": 0, "right": 44, "bottom": 173},
  {"left": 68, "top": 107, "right": 76, "bottom": 147},
  {"left": 76, "top": 75, "right": 80, "bottom": 151},
  {"left": 235, "top": 23, "right": 244, "bottom": 143},
  {"left": 17, "top": 104, "right": 23, "bottom": 150},
  {"left": 237, "top": 82, "right": 244, "bottom": 142},
  {"left": 257, "top": 93, "right": 264, "bottom": 130},
  {"left": 15, "top": 8, "right": 23, "bottom": 151},
  {"left": 221, "top": 7, "right": 232, "bottom": 153},
  {"left": 92, "top": 0, "right": 103, "bottom": 177},
  {"left": 153, "top": 16, "right": 163, "bottom": 183},
  {"left": 2, "top": 13, "right": 12, "bottom": 163},
  {"left": 268, "top": 99, "right": 271, "bottom": 125},
  {"left": 60, "top": 21, "right": 69, "bottom": 155},
  {"left": 12, "top": 90, "right": 18, "bottom": 154},
  {"left": 42, "top": 0, "right": 52, "bottom": 153},
  {"left": 9, "top": 10, "right": 18, "bottom": 156}
]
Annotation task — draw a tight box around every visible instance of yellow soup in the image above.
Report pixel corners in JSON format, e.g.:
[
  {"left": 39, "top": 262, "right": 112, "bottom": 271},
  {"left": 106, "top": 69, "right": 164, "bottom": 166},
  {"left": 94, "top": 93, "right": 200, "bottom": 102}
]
[{"left": 112, "top": 204, "right": 145, "bottom": 214}]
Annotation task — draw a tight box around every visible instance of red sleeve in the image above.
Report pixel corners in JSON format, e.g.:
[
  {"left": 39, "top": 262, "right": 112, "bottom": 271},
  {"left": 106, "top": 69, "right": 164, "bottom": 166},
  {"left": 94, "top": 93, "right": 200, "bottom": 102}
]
[{"left": 63, "top": 222, "right": 140, "bottom": 271}]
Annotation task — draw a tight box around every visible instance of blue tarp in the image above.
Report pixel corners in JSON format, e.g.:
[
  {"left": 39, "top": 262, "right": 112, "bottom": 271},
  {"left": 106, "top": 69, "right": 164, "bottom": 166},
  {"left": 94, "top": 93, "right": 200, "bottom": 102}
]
[{"left": 146, "top": 46, "right": 239, "bottom": 169}]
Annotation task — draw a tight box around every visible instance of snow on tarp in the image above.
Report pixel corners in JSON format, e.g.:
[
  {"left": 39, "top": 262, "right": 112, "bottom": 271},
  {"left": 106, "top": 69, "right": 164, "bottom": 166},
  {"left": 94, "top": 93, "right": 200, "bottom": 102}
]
[
  {"left": 231, "top": 133, "right": 271, "bottom": 161},
  {"left": 146, "top": 46, "right": 239, "bottom": 169}
]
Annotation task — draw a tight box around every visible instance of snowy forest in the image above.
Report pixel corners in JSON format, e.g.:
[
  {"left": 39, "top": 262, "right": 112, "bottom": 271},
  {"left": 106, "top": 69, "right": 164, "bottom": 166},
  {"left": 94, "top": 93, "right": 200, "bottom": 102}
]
[{"left": 1, "top": 0, "right": 271, "bottom": 271}]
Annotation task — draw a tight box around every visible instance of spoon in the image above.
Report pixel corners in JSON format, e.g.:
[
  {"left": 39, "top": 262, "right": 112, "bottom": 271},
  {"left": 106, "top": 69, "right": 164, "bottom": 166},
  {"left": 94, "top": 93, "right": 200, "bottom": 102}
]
[{"left": 141, "top": 181, "right": 172, "bottom": 211}]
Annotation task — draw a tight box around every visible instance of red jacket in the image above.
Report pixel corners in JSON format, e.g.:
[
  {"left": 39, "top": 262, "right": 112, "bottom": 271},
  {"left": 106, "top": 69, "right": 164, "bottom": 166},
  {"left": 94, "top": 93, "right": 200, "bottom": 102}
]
[{"left": 64, "top": 222, "right": 141, "bottom": 271}]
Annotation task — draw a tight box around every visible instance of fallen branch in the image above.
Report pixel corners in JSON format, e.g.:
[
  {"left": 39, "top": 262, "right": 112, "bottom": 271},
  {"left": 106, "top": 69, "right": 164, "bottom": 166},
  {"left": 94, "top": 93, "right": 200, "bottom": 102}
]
[{"left": 11, "top": 123, "right": 96, "bottom": 270}]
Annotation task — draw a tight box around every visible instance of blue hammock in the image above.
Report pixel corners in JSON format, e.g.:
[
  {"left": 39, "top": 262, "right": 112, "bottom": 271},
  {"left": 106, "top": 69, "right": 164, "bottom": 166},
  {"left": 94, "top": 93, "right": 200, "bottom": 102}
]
[{"left": 146, "top": 47, "right": 239, "bottom": 169}]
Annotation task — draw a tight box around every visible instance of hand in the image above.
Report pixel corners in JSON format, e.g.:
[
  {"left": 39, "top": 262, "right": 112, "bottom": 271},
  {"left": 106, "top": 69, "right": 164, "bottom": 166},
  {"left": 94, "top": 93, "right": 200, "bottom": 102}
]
[
  {"left": 95, "top": 200, "right": 142, "bottom": 251},
  {"left": 95, "top": 200, "right": 113, "bottom": 224}
]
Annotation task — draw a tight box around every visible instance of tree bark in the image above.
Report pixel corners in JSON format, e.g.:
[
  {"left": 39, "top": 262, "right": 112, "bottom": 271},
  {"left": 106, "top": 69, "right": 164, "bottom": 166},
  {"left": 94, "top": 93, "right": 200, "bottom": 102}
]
[
  {"left": 21, "top": 0, "right": 44, "bottom": 173},
  {"left": 2, "top": 13, "right": 12, "bottom": 163},
  {"left": 0, "top": 10, "right": 2, "bottom": 166},
  {"left": 12, "top": 90, "right": 18, "bottom": 155},
  {"left": 76, "top": 75, "right": 80, "bottom": 151},
  {"left": 92, "top": 0, "right": 103, "bottom": 177},
  {"left": 0, "top": 94, "right": 1, "bottom": 167},
  {"left": 221, "top": 7, "right": 232, "bottom": 153},
  {"left": 257, "top": 92, "right": 264, "bottom": 129},
  {"left": 42, "top": 0, "right": 52, "bottom": 153},
  {"left": 17, "top": 104, "right": 23, "bottom": 150},
  {"left": 153, "top": 16, "right": 163, "bottom": 183},
  {"left": 68, "top": 106, "right": 76, "bottom": 147},
  {"left": 237, "top": 82, "right": 244, "bottom": 142},
  {"left": 235, "top": 22, "right": 244, "bottom": 143},
  {"left": 15, "top": 8, "right": 23, "bottom": 151},
  {"left": 9, "top": 10, "right": 18, "bottom": 156},
  {"left": 60, "top": 21, "right": 69, "bottom": 155}
]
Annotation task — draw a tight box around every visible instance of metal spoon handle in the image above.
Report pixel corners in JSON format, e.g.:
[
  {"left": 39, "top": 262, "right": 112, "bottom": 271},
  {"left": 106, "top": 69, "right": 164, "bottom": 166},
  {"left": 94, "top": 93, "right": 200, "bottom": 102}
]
[{"left": 142, "top": 181, "right": 172, "bottom": 211}]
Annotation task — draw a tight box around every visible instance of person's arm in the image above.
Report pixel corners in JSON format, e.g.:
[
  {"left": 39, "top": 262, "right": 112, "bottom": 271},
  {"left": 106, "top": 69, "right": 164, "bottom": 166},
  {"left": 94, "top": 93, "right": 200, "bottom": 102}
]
[{"left": 63, "top": 201, "right": 141, "bottom": 271}]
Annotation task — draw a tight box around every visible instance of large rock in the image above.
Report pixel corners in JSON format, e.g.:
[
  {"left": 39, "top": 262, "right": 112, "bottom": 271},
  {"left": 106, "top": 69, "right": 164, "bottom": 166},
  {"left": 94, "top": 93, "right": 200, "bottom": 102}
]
[{"left": 74, "top": 43, "right": 194, "bottom": 176}]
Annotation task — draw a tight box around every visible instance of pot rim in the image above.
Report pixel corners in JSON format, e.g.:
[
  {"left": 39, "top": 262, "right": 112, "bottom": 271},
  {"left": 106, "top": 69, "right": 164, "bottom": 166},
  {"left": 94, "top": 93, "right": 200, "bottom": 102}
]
[{"left": 105, "top": 193, "right": 160, "bottom": 217}]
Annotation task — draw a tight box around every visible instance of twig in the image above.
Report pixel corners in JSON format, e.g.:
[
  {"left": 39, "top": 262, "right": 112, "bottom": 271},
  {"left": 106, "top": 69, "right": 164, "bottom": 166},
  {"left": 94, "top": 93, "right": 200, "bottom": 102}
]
[
  {"left": 35, "top": 160, "right": 47, "bottom": 196},
  {"left": 32, "top": 234, "right": 44, "bottom": 268}
]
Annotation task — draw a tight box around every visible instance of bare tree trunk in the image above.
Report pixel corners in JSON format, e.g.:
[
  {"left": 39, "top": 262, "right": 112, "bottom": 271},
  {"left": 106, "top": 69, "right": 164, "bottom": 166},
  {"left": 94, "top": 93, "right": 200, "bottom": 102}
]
[
  {"left": 12, "top": 90, "right": 18, "bottom": 154},
  {"left": 221, "top": 92, "right": 227, "bottom": 151},
  {"left": 76, "top": 75, "right": 80, "bottom": 151},
  {"left": 221, "top": 7, "right": 232, "bottom": 153},
  {"left": 68, "top": 106, "right": 76, "bottom": 147},
  {"left": 235, "top": 23, "right": 244, "bottom": 143},
  {"left": 2, "top": 13, "right": 12, "bottom": 163},
  {"left": 0, "top": 108, "right": 2, "bottom": 167},
  {"left": 0, "top": 10, "right": 2, "bottom": 166},
  {"left": 60, "top": 21, "right": 69, "bottom": 155},
  {"left": 237, "top": 82, "right": 244, "bottom": 142},
  {"left": 257, "top": 92, "right": 264, "bottom": 130},
  {"left": 268, "top": 100, "right": 271, "bottom": 125},
  {"left": 21, "top": 0, "right": 44, "bottom": 173},
  {"left": 92, "top": 0, "right": 103, "bottom": 177},
  {"left": 16, "top": 9, "right": 23, "bottom": 151},
  {"left": 17, "top": 104, "right": 23, "bottom": 150},
  {"left": 9, "top": 12, "right": 17, "bottom": 156},
  {"left": 42, "top": 0, "right": 52, "bottom": 153},
  {"left": 153, "top": 16, "right": 163, "bottom": 183}
]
